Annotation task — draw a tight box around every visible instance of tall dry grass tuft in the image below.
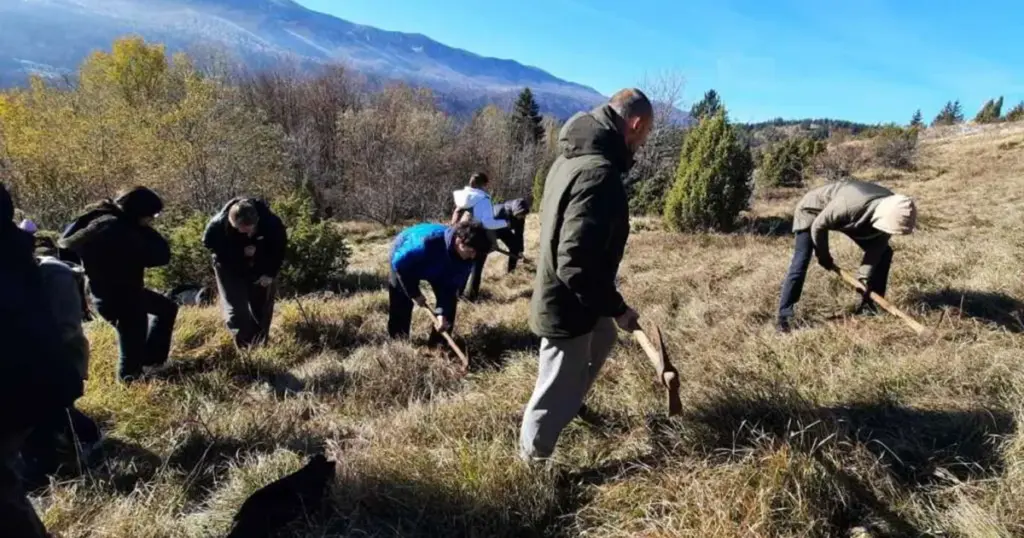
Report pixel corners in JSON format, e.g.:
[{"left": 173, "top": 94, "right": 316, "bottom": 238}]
[{"left": 33, "top": 126, "right": 1024, "bottom": 536}]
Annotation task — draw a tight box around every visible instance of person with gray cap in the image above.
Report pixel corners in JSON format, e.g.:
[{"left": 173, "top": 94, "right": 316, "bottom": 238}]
[
  {"left": 777, "top": 178, "right": 917, "bottom": 333},
  {"left": 59, "top": 186, "right": 178, "bottom": 382}
]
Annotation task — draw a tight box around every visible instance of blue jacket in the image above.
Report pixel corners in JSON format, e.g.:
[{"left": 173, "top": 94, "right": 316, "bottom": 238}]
[{"left": 390, "top": 223, "right": 473, "bottom": 319}]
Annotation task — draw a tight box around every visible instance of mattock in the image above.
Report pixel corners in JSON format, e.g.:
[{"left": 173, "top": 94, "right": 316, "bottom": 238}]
[
  {"left": 417, "top": 304, "right": 470, "bottom": 374},
  {"left": 832, "top": 266, "right": 929, "bottom": 336},
  {"left": 632, "top": 323, "right": 682, "bottom": 416}
]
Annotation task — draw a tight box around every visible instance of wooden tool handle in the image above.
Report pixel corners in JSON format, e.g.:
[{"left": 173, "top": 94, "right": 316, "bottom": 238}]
[
  {"left": 834, "top": 268, "right": 928, "bottom": 335},
  {"left": 418, "top": 305, "right": 470, "bottom": 372}
]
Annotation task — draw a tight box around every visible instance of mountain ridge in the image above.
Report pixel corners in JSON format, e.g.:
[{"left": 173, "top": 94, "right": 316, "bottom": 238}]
[{"left": 0, "top": 0, "right": 607, "bottom": 118}]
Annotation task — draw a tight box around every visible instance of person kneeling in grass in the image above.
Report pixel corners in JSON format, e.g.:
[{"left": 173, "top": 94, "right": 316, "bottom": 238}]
[
  {"left": 387, "top": 220, "right": 490, "bottom": 343},
  {"left": 777, "top": 178, "right": 917, "bottom": 333},
  {"left": 203, "top": 198, "right": 288, "bottom": 349}
]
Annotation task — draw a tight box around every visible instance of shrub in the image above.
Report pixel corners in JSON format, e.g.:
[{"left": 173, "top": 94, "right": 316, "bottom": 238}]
[
  {"left": 272, "top": 191, "right": 351, "bottom": 295},
  {"left": 149, "top": 213, "right": 215, "bottom": 292},
  {"left": 664, "top": 111, "right": 753, "bottom": 232},
  {"left": 758, "top": 138, "right": 825, "bottom": 188},
  {"left": 870, "top": 125, "right": 918, "bottom": 170},
  {"left": 812, "top": 143, "right": 869, "bottom": 181}
]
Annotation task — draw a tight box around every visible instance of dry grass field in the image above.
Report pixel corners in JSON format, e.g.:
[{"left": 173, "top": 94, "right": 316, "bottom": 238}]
[{"left": 37, "top": 124, "right": 1024, "bottom": 537}]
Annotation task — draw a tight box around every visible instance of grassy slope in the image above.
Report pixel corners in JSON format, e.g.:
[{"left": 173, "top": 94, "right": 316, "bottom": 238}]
[{"left": 42, "top": 125, "right": 1024, "bottom": 537}]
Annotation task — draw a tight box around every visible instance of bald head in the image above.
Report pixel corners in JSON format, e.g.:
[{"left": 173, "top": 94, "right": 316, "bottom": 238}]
[{"left": 608, "top": 88, "right": 654, "bottom": 153}]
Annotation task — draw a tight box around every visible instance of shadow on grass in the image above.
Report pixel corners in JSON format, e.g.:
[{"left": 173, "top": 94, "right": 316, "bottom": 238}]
[
  {"left": 287, "top": 311, "right": 379, "bottom": 353},
  {"left": 150, "top": 357, "right": 305, "bottom": 398},
  {"left": 461, "top": 321, "right": 538, "bottom": 371},
  {"left": 89, "top": 438, "right": 163, "bottom": 495},
  {"left": 910, "top": 288, "right": 1024, "bottom": 333},
  {"left": 167, "top": 429, "right": 327, "bottom": 507},
  {"left": 678, "top": 393, "right": 1015, "bottom": 536},
  {"left": 739, "top": 215, "right": 793, "bottom": 237}
]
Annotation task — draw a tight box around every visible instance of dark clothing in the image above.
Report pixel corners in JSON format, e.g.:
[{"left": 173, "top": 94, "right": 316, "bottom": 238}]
[
  {"left": 388, "top": 269, "right": 458, "bottom": 341},
  {"left": 203, "top": 198, "right": 287, "bottom": 281},
  {"left": 494, "top": 198, "right": 530, "bottom": 222},
  {"left": 389, "top": 223, "right": 474, "bottom": 323},
  {"left": 778, "top": 231, "right": 894, "bottom": 321},
  {"left": 463, "top": 222, "right": 525, "bottom": 299},
  {"left": 94, "top": 289, "right": 178, "bottom": 379},
  {"left": 59, "top": 201, "right": 171, "bottom": 306},
  {"left": 215, "top": 264, "right": 276, "bottom": 348},
  {"left": 0, "top": 429, "right": 48, "bottom": 538},
  {"left": 530, "top": 105, "right": 633, "bottom": 339},
  {"left": 0, "top": 185, "right": 82, "bottom": 538}
]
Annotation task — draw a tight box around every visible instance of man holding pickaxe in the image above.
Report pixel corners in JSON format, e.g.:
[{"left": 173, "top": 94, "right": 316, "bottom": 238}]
[
  {"left": 777, "top": 178, "right": 917, "bottom": 333},
  {"left": 519, "top": 89, "right": 654, "bottom": 463},
  {"left": 387, "top": 220, "right": 490, "bottom": 346}
]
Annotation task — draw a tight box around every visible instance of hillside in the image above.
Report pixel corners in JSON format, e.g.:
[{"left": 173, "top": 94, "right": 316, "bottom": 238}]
[
  {"left": 37, "top": 124, "right": 1024, "bottom": 536},
  {"left": 0, "top": 0, "right": 605, "bottom": 118}
]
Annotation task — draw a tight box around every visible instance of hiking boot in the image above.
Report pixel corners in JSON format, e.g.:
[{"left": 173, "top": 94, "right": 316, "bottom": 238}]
[{"left": 576, "top": 404, "right": 603, "bottom": 427}]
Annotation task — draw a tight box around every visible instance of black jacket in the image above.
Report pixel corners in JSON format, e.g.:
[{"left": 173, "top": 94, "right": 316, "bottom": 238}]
[
  {"left": 1, "top": 188, "right": 83, "bottom": 431},
  {"left": 203, "top": 198, "right": 287, "bottom": 279},
  {"left": 59, "top": 201, "right": 171, "bottom": 306},
  {"left": 494, "top": 198, "right": 529, "bottom": 222},
  {"left": 530, "top": 105, "right": 633, "bottom": 338}
]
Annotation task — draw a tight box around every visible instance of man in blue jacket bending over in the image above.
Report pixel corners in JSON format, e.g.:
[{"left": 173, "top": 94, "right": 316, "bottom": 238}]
[{"left": 388, "top": 220, "right": 490, "bottom": 341}]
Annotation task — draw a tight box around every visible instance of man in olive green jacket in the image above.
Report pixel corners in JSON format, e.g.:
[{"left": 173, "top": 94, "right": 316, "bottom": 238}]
[
  {"left": 777, "top": 178, "right": 917, "bottom": 332},
  {"left": 519, "top": 89, "right": 653, "bottom": 462}
]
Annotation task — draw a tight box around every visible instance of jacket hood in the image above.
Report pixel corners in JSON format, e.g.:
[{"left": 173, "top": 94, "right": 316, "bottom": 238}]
[
  {"left": 558, "top": 105, "right": 634, "bottom": 172},
  {"left": 116, "top": 187, "right": 163, "bottom": 220},
  {"left": 452, "top": 187, "right": 489, "bottom": 210},
  {"left": 872, "top": 194, "right": 917, "bottom": 235}
]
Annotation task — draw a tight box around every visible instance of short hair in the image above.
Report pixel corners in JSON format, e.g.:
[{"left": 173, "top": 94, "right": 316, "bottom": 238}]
[
  {"left": 229, "top": 200, "right": 260, "bottom": 228},
  {"left": 469, "top": 172, "right": 489, "bottom": 189},
  {"left": 452, "top": 220, "right": 491, "bottom": 254},
  {"left": 609, "top": 88, "right": 654, "bottom": 122}
]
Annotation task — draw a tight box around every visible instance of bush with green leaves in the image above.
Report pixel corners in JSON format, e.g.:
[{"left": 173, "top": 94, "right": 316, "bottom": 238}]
[
  {"left": 664, "top": 110, "right": 754, "bottom": 232},
  {"left": 870, "top": 125, "right": 918, "bottom": 170},
  {"left": 148, "top": 191, "right": 350, "bottom": 296},
  {"left": 758, "top": 138, "right": 825, "bottom": 188}
]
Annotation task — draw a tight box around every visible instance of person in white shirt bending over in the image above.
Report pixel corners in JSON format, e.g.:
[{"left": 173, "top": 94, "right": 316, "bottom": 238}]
[{"left": 451, "top": 172, "right": 507, "bottom": 300}]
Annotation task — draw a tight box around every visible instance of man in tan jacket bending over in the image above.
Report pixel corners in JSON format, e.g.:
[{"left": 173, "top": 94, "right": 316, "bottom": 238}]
[{"left": 777, "top": 178, "right": 917, "bottom": 333}]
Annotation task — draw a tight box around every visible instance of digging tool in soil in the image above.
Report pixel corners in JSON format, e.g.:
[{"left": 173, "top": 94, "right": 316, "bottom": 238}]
[
  {"left": 417, "top": 304, "right": 470, "bottom": 373},
  {"left": 632, "top": 324, "right": 682, "bottom": 416},
  {"left": 833, "top": 266, "right": 928, "bottom": 336}
]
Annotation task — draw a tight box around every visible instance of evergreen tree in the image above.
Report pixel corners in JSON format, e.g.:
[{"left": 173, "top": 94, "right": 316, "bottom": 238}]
[
  {"left": 910, "top": 109, "right": 923, "bottom": 128},
  {"left": 1005, "top": 102, "right": 1024, "bottom": 122},
  {"left": 690, "top": 89, "right": 723, "bottom": 121},
  {"left": 932, "top": 100, "right": 964, "bottom": 126},
  {"left": 974, "top": 96, "right": 1004, "bottom": 124},
  {"left": 664, "top": 110, "right": 753, "bottom": 231},
  {"left": 510, "top": 87, "right": 544, "bottom": 145}
]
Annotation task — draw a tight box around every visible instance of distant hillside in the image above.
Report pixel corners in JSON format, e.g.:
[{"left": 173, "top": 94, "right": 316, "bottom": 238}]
[
  {"left": 735, "top": 118, "right": 875, "bottom": 148},
  {"left": 0, "top": 0, "right": 606, "bottom": 118}
]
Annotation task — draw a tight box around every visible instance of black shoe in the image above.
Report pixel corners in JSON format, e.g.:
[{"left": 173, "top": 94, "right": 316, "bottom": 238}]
[
  {"left": 576, "top": 404, "right": 603, "bottom": 426},
  {"left": 776, "top": 317, "right": 792, "bottom": 334}
]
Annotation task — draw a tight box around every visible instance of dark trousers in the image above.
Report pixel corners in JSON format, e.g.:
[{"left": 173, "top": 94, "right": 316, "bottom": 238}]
[
  {"left": 0, "top": 429, "right": 48, "bottom": 538},
  {"left": 463, "top": 224, "right": 524, "bottom": 299},
  {"left": 778, "top": 231, "right": 894, "bottom": 320},
  {"left": 215, "top": 265, "right": 276, "bottom": 349},
  {"left": 20, "top": 406, "right": 100, "bottom": 486},
  {"left": 95, "top": 289, "right": 179, "bottom": 380},
  {"left": 388, "top": 272, "right": 457, "bottom": 344}
]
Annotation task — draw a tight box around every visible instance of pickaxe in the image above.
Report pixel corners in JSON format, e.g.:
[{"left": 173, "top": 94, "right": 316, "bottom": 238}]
[
  {"left": 832, "top": 267, "right": 928, "bottom": 336},
  {"left": 632, "top": 324, "right": 682, "bottom": 416},
  {"left": 416, "top": 303, "right": 470, "bottom": 373}
]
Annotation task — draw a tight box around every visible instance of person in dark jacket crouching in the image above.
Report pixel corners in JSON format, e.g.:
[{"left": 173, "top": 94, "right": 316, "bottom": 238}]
[
  {"left": 462, "top": 197, "right": 530, "bottom": 300},
  {"left": 203, "top": 198, "right": 287, "bottom": 349},
  {"left": 388, "top": 220, "right": 490, "bottom": 342},
  {"left": 59, "top": 187, "right": 178, "bottom": 382},
  {"left": 0, "top": 183, "right": 83, "bottom": 537}
]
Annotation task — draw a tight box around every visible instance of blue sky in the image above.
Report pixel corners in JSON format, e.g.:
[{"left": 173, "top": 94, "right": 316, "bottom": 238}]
[{"left": 297, "top": 0, "right": 1024, "bottom": 124}]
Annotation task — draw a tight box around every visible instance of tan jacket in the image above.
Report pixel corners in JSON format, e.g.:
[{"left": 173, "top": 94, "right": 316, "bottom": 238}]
[{"left": 793, "top": 179, "right": 894, "bottom": 279}]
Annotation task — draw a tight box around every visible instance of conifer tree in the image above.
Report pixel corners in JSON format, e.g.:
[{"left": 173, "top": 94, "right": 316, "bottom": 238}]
[
  {"left": 933, "top": 100, "right": 964, "bottom": 126},
  {"left": 664, "top": 109, "right": 753, "bottom": 231},
  {"left": 690, "top": 89, "right": 723, "bottom": 121},
  {"left": 510, "top": 87, "right": 544, "bottom": 145},
  {"left": 910, "top": 109, "right": 923, "bottom": 128},
  {"left": 1005, "top": 102, "right": 1024, "bottom": 122}
]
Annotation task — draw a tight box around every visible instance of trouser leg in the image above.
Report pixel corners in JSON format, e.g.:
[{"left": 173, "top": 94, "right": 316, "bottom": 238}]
[{"left": 778, "top": 231, "right": 814, "bottom": 321}]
